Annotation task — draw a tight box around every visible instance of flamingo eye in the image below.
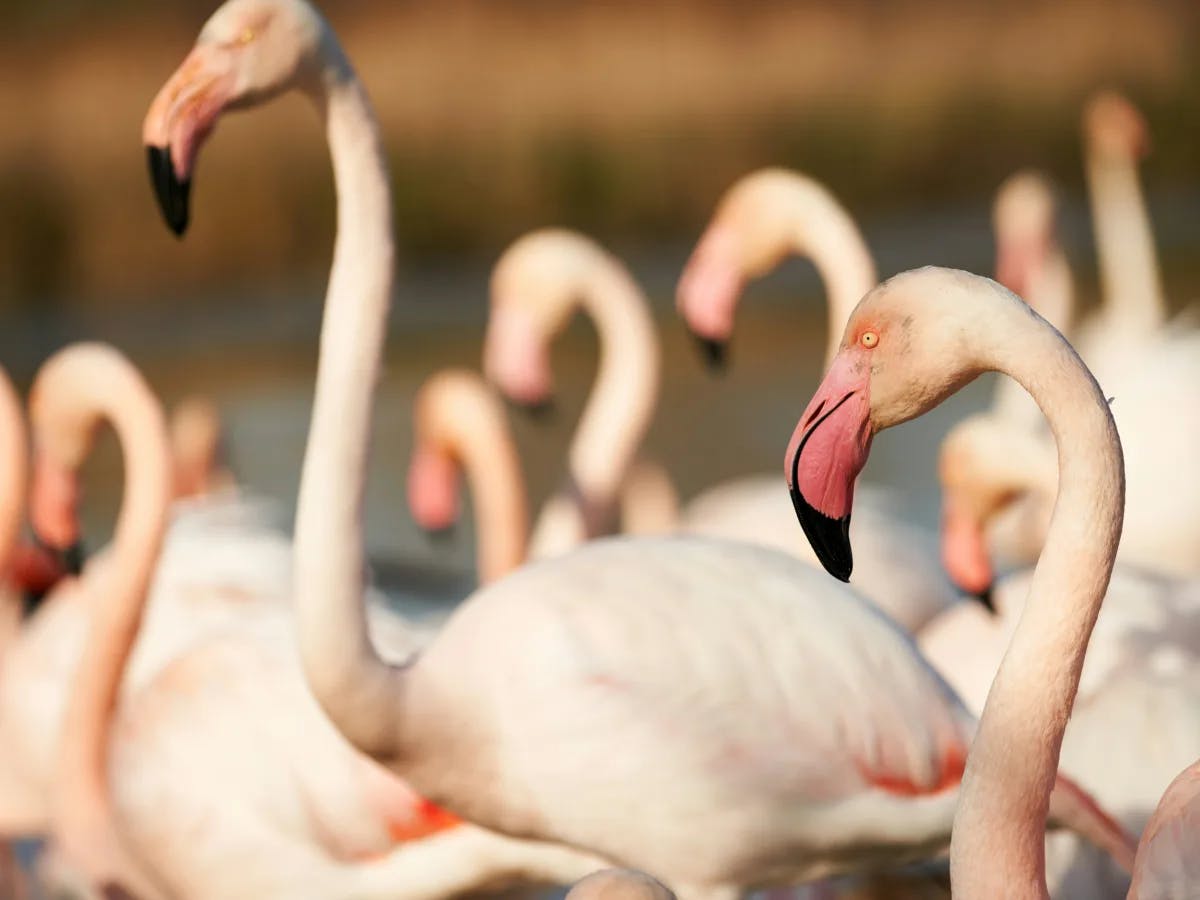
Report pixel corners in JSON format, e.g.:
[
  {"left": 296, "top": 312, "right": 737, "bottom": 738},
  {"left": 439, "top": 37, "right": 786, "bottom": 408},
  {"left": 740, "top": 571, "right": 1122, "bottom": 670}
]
[
  {"left": 860, "top": 331, "right": 879, "bottom": 349},
  {"left": 237, "top": 27, "right": 256, "bottom": 45}
]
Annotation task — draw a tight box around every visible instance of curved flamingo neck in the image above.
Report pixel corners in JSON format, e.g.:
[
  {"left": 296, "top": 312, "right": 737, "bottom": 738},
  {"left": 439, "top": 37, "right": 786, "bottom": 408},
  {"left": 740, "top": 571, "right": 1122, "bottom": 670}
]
[
  {"left": 292, "top": 58, "right": 403, "bottom": 758},
  {"left": 761, "top": 179, "right": 876, "bottom": 367},
  {"left": 1085, "top": 145, "right": 1166, "bottom": 340},
  {"left": 421, "top": 377, "right": 529, "bottom": 583},
  {"left": 0, "top": 369, "right": 26, "bottom": 655},
  {"left": 951, "top": 298, "right": 1124, "bottom": 896},
  {"left": 50, "top": 349, "right": 172, "bottom": 871},
  {"left": 992, "top": 246, "right": 1075, "bottom": 429},
  {"left": 531, "top": 257, "right": 659, "bottom": 555}
]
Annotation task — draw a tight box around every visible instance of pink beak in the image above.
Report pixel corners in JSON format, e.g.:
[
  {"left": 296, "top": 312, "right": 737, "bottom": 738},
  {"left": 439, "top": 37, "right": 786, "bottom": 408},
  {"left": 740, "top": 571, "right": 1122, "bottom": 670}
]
[
  {"left": 143, "top": 45, "right": 235, "bottom": 236},
  {"left": 407, "top": 447, "right": 461, "bottom": 537},
  {"left": 676, "top": 224, "right": 743, "bottom": 371},
  {"left": 994, "top": 235, "right": 1046, "bottom": 303},
  {"left": 940, "top": 497, "right": 996, "bottom": 603},
  {"left": 29, "top": 456, "right": 83, "bottom": 567},
  {"left": 784, "top": 351, "right": 872, "bottom": 581},
  {"left": 483, "top": 307, "right": 555, "bottom": 414}
]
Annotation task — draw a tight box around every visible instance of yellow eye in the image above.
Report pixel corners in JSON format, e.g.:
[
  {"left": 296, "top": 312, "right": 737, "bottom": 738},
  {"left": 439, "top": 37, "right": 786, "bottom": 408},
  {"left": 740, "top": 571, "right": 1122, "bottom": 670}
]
[
  {"left": 860, "top": 331, "right": 879, "bottom": 349},
  {"left": 238, "top": 27, "right": 256, "bottom": 45}
]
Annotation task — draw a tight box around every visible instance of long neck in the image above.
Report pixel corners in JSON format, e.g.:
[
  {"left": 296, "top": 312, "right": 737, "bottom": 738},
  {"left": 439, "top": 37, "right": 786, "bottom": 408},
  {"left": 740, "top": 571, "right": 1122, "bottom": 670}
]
[
  {"left": 773, "top": 183, "right": 876, "bottom": 367},
  {"left": 951, "top": 304, "right": 1124, "bottom": 896},
  {"left": 992, "top": 246, "right": 1076, "bottom": 429},
  {"left": 293, "top": 65, "right": 402, "bottom": 758},
  {"left": 1085, "top": 148, "right": 1166, "bottom": 339},
  {"left": 532, "top": 262, "right": 659, "bottom": 552},
  {"left": 454, "top": 408, "right": 529, "bottom": 584},
  {"left": 0, "top": 370, "right": 25, "bottom": 654},
  {"left": 55, "top": 371, "right": 171, "bottom": 873}
]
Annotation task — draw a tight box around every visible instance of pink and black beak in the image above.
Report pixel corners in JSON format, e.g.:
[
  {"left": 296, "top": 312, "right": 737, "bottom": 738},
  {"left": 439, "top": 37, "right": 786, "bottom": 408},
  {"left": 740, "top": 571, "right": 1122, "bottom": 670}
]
[
  {"left": 676, "top": 225, "right": 742, "bottom": 374},
  {"left": 143, "top": 45, "right": 235, "bottom": 236},
  {"left": 784, "top": 352, "right": 873, "bottom": 582}
]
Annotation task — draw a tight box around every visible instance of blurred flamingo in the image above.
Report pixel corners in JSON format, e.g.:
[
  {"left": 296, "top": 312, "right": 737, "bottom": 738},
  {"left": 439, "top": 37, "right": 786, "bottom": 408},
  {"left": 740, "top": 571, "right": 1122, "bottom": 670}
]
[
  {"left": 674, "top": 168, "right": 962, "bottom": 631},
  {"left": 483, "top": 228, "right": 663, "bottom": 557},
  {"left": 1127, "top": 760, "right": 1200, "bottom": 898}
]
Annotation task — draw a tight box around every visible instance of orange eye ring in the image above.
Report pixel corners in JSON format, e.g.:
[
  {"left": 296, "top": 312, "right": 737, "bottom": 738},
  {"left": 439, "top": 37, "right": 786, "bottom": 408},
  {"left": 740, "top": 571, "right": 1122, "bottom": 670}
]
[{"left": 860, "top": 331, "right": 879, "bottom": 349}]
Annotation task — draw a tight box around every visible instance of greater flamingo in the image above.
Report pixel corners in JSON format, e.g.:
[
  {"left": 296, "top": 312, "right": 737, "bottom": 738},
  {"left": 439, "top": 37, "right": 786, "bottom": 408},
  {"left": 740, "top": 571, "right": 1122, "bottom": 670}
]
[
  {"left": 483, "top": 228, "right": 661, "bottom": 557},
  {"left": 674, "top": 168, "right": 963, "bottom": 630},
  {"left": 784, "top": 265, "right": 1139, "bottom": 897},
  {"left": 130, "top": 3, "right": 613, "bottom": 894},
  {"left": 406, "top": 369, "right": 529, "bottom": 584}
]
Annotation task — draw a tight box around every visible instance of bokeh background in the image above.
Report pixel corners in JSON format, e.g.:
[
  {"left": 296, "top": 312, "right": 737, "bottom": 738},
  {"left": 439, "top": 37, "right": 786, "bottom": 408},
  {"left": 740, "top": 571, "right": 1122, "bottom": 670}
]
[{"left": 1, "top": 0, "right": 1197, "bottom": 588}]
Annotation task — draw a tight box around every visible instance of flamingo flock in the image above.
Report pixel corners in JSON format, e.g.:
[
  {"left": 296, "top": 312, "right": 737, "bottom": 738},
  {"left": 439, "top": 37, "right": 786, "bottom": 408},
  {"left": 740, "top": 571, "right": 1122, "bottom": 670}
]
[{"left": 0, "top": 0, "right": 1196, "bottom": 898}]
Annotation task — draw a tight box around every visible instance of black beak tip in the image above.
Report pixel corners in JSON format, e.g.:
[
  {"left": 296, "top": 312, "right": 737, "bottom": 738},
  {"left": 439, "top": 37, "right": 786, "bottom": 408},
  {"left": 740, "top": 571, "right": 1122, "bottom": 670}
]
[
  {"left": 972, "top": 584, "right": 997, "bottom": 615},
  {"left": 693, "top": 334, "right": 728, "bottom": 373},
  {"left": 146, "top": 145, "right": 191, "bottom": 237},
  {"left": 62, "top": 540, "right": 85, "bottom": 577},
  {"left": 420, "top": 524, "right": 456, "bottom": 544},
  {"left": 788, "top": 482, "right": 853, "bottom": 582},
  {"left": 507, "top": 396, "right": 556, "bottom": 422}
]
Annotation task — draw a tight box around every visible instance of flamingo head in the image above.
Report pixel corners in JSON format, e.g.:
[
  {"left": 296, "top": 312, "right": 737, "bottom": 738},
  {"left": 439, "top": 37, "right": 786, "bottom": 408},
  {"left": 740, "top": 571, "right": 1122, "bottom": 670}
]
[
  {"left": 676, "top": 169, "right": 801, "bottom": 371},
  {"left": 993, "top": 170, "right": 1056, "bottom": 302},
  {"left": 143, "top": 0, "right": 336, "bottom": 235},
  {"left": 484, "top": 229, "right": 604, "bottom": 415},
  {"left": 785, "top": 268, "right": 1000, "bottom": 581},
  {"left": 937, "top": 414, "right": 1056, "bottom": 600},
  {"left": 1084, "top": 91, "right": 1150, "bottom": 163},
  {"left": 407, "top": 445, "right": 460, "bottom": 539}
]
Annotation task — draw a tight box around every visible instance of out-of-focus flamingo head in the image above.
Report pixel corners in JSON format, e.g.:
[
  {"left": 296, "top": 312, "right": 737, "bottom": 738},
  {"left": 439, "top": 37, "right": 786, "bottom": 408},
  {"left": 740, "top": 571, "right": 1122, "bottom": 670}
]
[
  {"left": 993, "top": 170, "right": 1056, "bottom": 302},
  {"left": 170, "top": 395, "right": 229, "bottom": 499},
  {"left": 937, "top": 415, "right": 1056, "bottom": 600},
  {"left": 676, "top": 169, "right": 801, "bottom": 370},
  {"left": 407, "top": 445, "right": 461, "bottom": 538},
  {"left": 1084, "top": 91, "right": 1150, "bottom": 163},
  {"left": 143, "top": 0, "right": 335, "bottom": 235},
  {"left": 484, "top": 229, "right": 603, "bottom": 415},
  {"left": 785, "top": 269, "right": 1001, "bottom": 582}
]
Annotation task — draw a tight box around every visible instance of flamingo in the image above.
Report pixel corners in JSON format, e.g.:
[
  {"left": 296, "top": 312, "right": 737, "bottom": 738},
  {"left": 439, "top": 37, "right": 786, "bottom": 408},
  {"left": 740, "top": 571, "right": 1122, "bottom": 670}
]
[
  {"left": 783, "top": 265, "right": 1145, "bottom": 897},
  {"left": 1077, "top": 91, "right": 1168, "bottom": 374},
  {"left": 406, "top": 369, "right": 529, "bottom": 585},
  {"left": 483, "top": 229, "right": 662, "bottom": 557},
  {"left": 673, "top": 168, "right": 963, "bottom": 631},
  {"left": 124, "top": 2, "right": 616, "bottom": 893}
]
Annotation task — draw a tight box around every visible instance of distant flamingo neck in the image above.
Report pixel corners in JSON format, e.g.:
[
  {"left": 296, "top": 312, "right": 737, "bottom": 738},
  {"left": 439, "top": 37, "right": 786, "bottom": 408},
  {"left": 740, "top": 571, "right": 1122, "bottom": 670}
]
[
  {"left": 0, "top": 369, "right": 26, "bottom": 655},
  {"left": 992, "top": 247, "right": 1075, "bottom": 429},
  {"left": 293, "top": 60, "right": 401, "bottom": 758},
  {"left": 53, "top": 355, "right": 171, "bottom": 870},
  {"left": 951, "top": 298, "right": 1124, "bottom": 897},
  {"left": 532, "top": 257, "right": 659, "bottom": 553},
  {"left": 423, "top": 382, "right": 529, "bottom": 583},
  {"left": 1085, "top": 146, "right": 1165, "bottom": 340},
  {"left": 765, "top": 180, "right": 876, "bottom": 367}
]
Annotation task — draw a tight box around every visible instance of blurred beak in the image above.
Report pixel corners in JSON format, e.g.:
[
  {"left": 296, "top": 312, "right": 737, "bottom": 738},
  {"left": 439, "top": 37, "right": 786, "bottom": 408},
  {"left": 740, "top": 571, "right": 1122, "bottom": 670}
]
[
  {"left": 693, "top": 335, "right": 728, "bottom": 372},
  {"left": 483, "top": 307, "right": 555, "bottom": 413},
  {"left": 940, "top": 496, "right": 996, "bottom": 610},
  {"left": 676, "top": 223, "right": 742, "bottom": 372},
  {"left": 784, "top": 352, "right": 873, "bottom": 582},
  {"left": 142, "top": 45, "right": 235, "bottom": 236}
]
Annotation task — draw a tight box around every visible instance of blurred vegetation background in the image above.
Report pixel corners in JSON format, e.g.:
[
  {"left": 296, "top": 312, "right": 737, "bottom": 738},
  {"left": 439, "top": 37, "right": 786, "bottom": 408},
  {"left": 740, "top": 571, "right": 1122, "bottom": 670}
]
[{"left": 1, "top": 0, "right": 1197, "bottom": 315}]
